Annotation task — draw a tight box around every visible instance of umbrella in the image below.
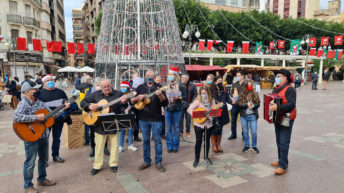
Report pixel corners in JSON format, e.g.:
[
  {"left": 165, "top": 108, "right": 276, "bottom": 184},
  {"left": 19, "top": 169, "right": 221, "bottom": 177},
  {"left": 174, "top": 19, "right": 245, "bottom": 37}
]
[
  {"left": 57, "top": 66, "right": 79, "bottom": 72},
  {"left": 78, "top": 66, "right": 95, "bottom": 73}
]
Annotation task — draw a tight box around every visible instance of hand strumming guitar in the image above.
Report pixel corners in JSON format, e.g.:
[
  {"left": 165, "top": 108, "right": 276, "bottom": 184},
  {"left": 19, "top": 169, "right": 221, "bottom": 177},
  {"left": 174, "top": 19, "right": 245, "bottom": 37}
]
[
  {"left": 89, "top": 103, "right": 99, "bottom": 111},
  {"left": 156, "top": 90, "right": 165, "bottom": 102},
  {"left": 121, "top": 95, "right": 128, "bottom": 104},
  {"left": 36, "top": 114, "right": 45, "bottom": 121},
  {"left": 64, "top": 103, "right": 71, "bottom": 110}
]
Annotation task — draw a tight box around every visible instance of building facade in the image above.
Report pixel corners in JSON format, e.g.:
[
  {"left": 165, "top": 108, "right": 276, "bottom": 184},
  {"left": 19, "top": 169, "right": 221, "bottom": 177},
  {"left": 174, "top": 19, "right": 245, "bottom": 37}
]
[
  {"left": 314, "top": 0, "right": 343, "bottom": 22},
  {"left": 0, "top": 0, "right": 66, "bottom": 80},
  {"left": 267, "top": 0, "right": 320, "bottom": 19},
  {"left": 72, "top": 8, "right": 84, "bottom": 67},
  {"left": 199, "top": 0, "right": 264, "bottom": 12}
]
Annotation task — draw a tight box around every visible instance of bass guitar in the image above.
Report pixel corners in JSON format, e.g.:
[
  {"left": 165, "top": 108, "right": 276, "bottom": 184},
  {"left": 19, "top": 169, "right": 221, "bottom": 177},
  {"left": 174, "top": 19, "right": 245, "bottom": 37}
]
[
  {"left": 134, "top": 86, "right": 168, "bottom": 110},
  {"left": 82, "top": 91, "right": 137, "bottom": 125},
  {"left": 13, "top": 95, "right": 78, "bottom": 142},
  {"left": 193, "top": 102, "right": 224, "bottom": 124}
]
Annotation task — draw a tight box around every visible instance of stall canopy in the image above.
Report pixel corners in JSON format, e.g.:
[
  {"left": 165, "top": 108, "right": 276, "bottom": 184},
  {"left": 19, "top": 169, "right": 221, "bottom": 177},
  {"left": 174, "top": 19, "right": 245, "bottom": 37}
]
[
  {"left": 57, "top": 66, "right": 79, "bottom": 73},
  {"left": 78, "top": 66, "right": 95, "bottom": 73},
  {"left": 185, "top": 65, "right": 227, "bottom": 81}
]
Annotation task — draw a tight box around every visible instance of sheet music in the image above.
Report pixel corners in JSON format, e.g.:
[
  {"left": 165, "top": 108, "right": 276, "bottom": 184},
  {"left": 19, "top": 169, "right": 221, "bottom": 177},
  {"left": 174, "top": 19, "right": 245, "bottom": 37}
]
[{"left": 167, "top": 91, "right": 181, "bottom": 98}]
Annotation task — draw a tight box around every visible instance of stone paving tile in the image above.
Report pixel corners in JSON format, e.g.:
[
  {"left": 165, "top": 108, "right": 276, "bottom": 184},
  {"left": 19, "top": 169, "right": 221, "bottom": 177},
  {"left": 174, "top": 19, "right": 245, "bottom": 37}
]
[
  {"left": 118, "top": 174, "right": 149, "bottom": 193},
  {"left": 205, "top": 174, "right": 247, "bottom": 188}
]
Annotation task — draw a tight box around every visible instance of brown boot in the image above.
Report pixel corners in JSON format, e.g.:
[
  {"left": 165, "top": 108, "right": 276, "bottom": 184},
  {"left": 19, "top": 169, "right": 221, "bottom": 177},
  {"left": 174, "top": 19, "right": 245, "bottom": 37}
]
[
  {"left": 216, "top": 135, "right": 223, "bottom": 153},
  {"left": 211, "top": 136, "right": 218, "bottom": 153},
  {"left": 270, "top": 162, "right": 278, "bottom": 167},
  {"left": 274, "top": 167, "right": 287, "bottom": 175}
]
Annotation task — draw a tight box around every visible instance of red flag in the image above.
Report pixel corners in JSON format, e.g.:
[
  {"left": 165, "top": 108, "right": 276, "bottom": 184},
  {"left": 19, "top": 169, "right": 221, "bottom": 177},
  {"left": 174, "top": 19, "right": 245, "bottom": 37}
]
[
  {"left": 88, "top": 44, "right": 95, "bottom": 54},
  {"left": 317, "top": 49, "right": 323, "bottom": 58},
  {"left": 198, "top": 39, "right": 205, "bottom": 51},
  {"left": 226, "top": 41, "right": 234, "bottom": 53},
  {"left": 16, "top": 37, "right": 27, "bottom": 51},
  {"left": 309, "top": 48, "right": 316, "bottom": 56},
  {"left": 46, "top": 41, "right": 54, "bottom": 52},
  {"left": 214, "top": 40, "right": 222, "bottom": 45},
  {"left": 242, "top": 41, "right": 249, "bottom": 54},
  {"left": 338, "top": 49, "right": 343, "bottom": 60},
  {"left": 124, "top": 45, "right": 129, "bottom": 55},
  {"left": 32, "top": 39, "right": 42, "bottom": 51},
  {"left": 308, "top": 38, "right": 316, "bottom": 47},
  {"left": 334, "top": 35, "right": 343, "bottom": 45},
  {"left": 269, "top": 41, "right": 275, "bottom": 50},
  {"left": 327, "top": 50, "right": 335, "bottom": 58},
  {"left": 67, "top": 43, "right": 75, "bottom": 54},
  {"left": 321, "top": 37, "right": 329, "bottom": 46},
  {"left": 278, "top": 40, "right": 285, "bottom": 49},
  {"left": 53, "top": 41, "right": 62, "bottom": 52},
  {"left": 207, "top": 40, "right": 214, "bottom": 51},
  {"left": 77, "top": 43, "right": 84, "bottom": 54}
]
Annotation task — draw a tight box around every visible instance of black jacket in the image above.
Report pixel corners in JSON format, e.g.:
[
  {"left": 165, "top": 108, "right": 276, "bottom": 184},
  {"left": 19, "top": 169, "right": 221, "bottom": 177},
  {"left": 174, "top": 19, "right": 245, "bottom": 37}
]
[
  {"left": 77, "top": 83, "right": 93, "bottom": 93},
  {"left": 323, "top": 71, "right": 330, "bottom": 81},
  {"left": 230, "top": 80, "right": 247, "bottom": 108},
  {"left": 6, "top": 80, "right": 17, "bottom": 96},
  {"left": 184, "top": 81, "right": 197, "bottom": 106},
  {"left": 80, "top": 89, "right": 126, "bottom": 134},
  {"left": 237, "top": 94, "right": 260, "bottom": 120},
  {"left": 214, "top": 88, "right": 231, "bottom": 126}
]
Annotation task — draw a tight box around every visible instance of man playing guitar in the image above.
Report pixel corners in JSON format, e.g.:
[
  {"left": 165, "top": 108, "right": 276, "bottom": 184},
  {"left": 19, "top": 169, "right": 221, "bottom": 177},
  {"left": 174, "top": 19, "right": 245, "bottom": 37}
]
[
  {"left": 80, "top": 78, "right": 127, "bottom": 176},
  {"left": 13, "top": 81, "right": 70, "bottom": 193}
]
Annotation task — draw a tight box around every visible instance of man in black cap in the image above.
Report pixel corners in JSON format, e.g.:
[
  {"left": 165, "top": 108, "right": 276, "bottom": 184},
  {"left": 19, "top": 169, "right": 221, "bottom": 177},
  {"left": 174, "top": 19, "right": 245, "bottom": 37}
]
[{"left": 269, "top": 69, "right": 297, "bottom": 175}]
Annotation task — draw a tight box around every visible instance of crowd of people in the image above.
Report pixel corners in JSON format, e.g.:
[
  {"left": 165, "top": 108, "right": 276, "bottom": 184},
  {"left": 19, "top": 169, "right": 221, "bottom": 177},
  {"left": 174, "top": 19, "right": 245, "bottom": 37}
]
[{"left": 11, "top": 67, "right": 300, "bottom": 193}]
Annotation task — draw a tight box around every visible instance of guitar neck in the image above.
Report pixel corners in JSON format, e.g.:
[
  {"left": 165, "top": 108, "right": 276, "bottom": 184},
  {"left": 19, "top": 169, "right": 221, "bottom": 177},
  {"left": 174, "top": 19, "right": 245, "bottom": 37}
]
[
  {"left": 102, "top": 98, "right": 121, "bottom": 109},
  {"left": 45, "top": 97, "right": 76, "bottom": 120}
]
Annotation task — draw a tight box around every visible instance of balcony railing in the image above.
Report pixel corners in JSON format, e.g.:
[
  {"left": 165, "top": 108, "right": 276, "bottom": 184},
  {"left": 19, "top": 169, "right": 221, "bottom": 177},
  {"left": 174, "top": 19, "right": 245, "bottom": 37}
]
[
  {"left": 7, "top": 14, "right": 22, "bottom": 24},
  {"left": 23, "top": 17, "right": 40, "bottom": 28}
]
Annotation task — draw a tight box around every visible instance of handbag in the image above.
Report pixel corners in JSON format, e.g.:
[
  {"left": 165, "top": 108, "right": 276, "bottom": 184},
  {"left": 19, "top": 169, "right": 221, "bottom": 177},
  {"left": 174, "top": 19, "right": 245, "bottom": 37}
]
[{"left": 2, "top": 95, "right": 12, "bottom": 103}]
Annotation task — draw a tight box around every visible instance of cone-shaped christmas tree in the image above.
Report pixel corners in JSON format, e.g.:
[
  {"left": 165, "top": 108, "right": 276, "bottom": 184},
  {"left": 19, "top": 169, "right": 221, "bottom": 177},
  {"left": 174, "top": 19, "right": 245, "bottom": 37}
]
[{"left": 96, "top": 0, "right": 184, "bottom": 86}]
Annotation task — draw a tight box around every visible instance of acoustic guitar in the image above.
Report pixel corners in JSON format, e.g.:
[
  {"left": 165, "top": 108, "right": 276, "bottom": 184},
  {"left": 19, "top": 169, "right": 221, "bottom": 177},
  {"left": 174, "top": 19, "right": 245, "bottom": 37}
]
[
  {"left": 13, "top": 95, "right": 78, "bottom": 142},
  {"left": 134, "top": 86, "right": 168, "bottom": 110},
  {"left": 193, "top": 102, "right": 224, "bottom": 124},
  {"left": 82, "top": 91, "right": 137, "bottom": 125}
]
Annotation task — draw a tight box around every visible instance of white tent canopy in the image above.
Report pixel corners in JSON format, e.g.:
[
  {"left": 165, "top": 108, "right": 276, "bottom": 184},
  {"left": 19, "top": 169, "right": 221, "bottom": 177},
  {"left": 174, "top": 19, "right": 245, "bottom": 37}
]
[
  {"left": 78, "top": 66, "right": 95, "bottom": 73},
  {"left": 57, "top": 66, "right": 79, "bottom": 72}
]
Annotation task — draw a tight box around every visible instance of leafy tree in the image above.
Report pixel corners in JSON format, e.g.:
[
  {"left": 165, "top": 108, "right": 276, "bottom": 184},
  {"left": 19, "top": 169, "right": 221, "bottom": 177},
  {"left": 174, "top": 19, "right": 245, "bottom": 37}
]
[{"left": 95, "top": 12, "right": 103, "bottom": 36}]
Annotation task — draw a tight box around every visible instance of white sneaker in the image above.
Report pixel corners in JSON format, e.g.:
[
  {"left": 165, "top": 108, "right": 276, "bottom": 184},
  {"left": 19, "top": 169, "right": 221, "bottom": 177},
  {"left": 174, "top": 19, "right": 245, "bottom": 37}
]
[
  {"left": 118, "top": 146, "right": 123, "bottom": 153},
  {"left": 128, "top": 145, "right": 137, "bottom": 151}
]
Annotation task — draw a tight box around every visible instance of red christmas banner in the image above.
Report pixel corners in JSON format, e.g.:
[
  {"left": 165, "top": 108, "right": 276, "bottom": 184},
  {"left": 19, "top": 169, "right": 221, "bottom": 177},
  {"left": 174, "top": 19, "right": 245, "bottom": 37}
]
[
  {"left": 242, "top": 41, "right": 249, "bottom": 54},
  {"left": 53, "top": 41, "right": 62, "bottom": 52},
  {"left": 46, "top": 41, "right": 54, "bottom": 52},
  {"left": 327, "top": 50, "right": 335, "bottom": 58},
  {"left": 337, "top": 49, "right": 343, "bottom": 60},
  {"left": 321, "top": 37, "right": 329, "bottom": 46},
  {"left": 226, "top": 41, "right": 234, "bottom": 53},
  {"left": 198, "top": 39, "right": 205, "bottom": 51},
  {"left": 308, "top": 38, "right": 316, "bottom": 47},
  {"left": 309, "top": 48, "right": 316, "bottom": 56},
  {"left": 317, "top": 49, "right": 323, "bottom": 58},
  {"left": 214, "top": 40, "right": 222, "bottom": 45},
  {"left": 16, "top": 37, "right": 27, "bottom": 51},
  {"left": 269, "top": 41, "right": 275, "bottom": 50},
  {"left": 278, "top": 40, "right": 285, "bottom": 49},
  {"left": 67, "top": 43, "right": 75, "bottom": 54},
  {"left": 124, "top": 45, "right": 129, "bottom": 55},
  {"left": 207, "top": 40, "right": 214, "bottom": 51},
  {"left": 334, "top": 35, "right": 343, "bottom": 45},
  {"left": 88, "top": 44, "right": 95, "bottom": 54},
  {"left": 77, "top": 43, "right": 84, "bottom": 54},
  {"left": 32, "top": 39, "right": 42, "bottom": 51}
]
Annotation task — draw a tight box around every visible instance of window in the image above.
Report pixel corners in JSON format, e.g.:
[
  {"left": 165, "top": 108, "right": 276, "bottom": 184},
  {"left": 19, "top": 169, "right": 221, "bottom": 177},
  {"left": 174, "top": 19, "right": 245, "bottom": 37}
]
[
  {"left": 11, "top": 29, "right": 19, "bottom": 39},
  {"left": 58, "top": 16, "right": 65, "bottom": 28},
  {"left": 215, "top": 0, "right": 226, "bottom": 6},
  {"left": 9, "top": 1, "right": 17, "bottom": 14},
  {"left": 25, "top": 4, "right": 31, "bottom": 17},
  {"left": 230, "top": 0, "right": 238, "bottom": 6},
  {"left": 27, "top": 31, "right": 32, "bottom": 44},
  {"left": 57, "top": 1, "right": 64, "bottom": 16}
]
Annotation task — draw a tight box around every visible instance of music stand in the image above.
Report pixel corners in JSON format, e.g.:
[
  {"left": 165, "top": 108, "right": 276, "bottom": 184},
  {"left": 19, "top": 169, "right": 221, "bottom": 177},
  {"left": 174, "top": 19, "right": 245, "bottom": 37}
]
[
  {"left": 192, "top": 109, "right": 222, "bottom": 167},
  {"left": 97, "top": 113, "right": 136, "bottom": 175}
]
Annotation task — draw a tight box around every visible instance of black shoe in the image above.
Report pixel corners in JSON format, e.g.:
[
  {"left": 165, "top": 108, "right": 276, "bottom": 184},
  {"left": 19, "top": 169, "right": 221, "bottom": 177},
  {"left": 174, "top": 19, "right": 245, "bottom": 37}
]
[
  {"left": 193, "top": 160, "right": 199, "bottom": 168},
  {"left": 228, "top": 134, "right": 237, "bottom": 140},
  {"left": 134, "top": 137, "right": 142, "bottom": 142},
  {"left": 156, "top": 163, "right": 166, "bottom": 172},
  {"left": 242, "top": 146, "right": 250, "bottom": 152},
  {"left": 104, "top": 148, "right": 110, "bottom": 156},
  {"left": 53, "top": 156, "right": 64, "bottom": 163},
  {"left": 205, "top": 158, "right": 213, "bottom": 165},
  {"left": 89, "top": 148, "right": 95, "bottom": 157},
  {"left": 252, "top": 147, "right": 260, "bottom": 153},
  {"left": 110, "top": 166, "right": 118, "bottom": 173},
  {"left": 91, "top": 168, "right": 101, "bottom": 176},
  {"left": 138, "top": 163, "right": 151, "bottom": 171},
  {"left": 167, "top": 149, "right": 172, "bottom": 153},
  {"left": 173, "top": 149, "right": 178, "bottom": 153}
]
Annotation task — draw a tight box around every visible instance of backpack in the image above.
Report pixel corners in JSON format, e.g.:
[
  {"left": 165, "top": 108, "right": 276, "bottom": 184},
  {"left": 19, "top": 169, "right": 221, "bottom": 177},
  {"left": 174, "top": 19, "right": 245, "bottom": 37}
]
[{"left": 79, "top": 88, "right": 91, "bottom": 102}]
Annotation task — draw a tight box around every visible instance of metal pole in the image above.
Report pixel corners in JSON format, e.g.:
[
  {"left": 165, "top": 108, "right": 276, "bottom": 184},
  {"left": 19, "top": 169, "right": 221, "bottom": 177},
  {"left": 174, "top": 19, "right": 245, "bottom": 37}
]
[
  {"left": 14, "top": 48, "right": 17, "bottom": 77},
  {"left": 188, "top": 35, "right": 191, "bottom": 65},
  {"left": 305, "top": 44, "right": 309, "bottom": 85},
  {"left": 137, "top": 0, "right": 141, "bottom": 60}
]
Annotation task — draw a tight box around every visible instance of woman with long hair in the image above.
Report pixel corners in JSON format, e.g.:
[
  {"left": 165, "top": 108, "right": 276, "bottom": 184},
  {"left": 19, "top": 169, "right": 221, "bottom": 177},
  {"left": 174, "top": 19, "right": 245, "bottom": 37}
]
[
  {"left": 237, "top": 81, "right": 260, "bottom": 153},
  {"left": 205, "top": 74, "right": 216, "bottom": 97},
  {"left": 187, "top": 85, "right": 215, "bottom": 167},
  {"left": 211, "top": 76, "right": 231, "bottom": 153},
  {"left": 164, "top": 67, "right": 186, "bottom": 153}
]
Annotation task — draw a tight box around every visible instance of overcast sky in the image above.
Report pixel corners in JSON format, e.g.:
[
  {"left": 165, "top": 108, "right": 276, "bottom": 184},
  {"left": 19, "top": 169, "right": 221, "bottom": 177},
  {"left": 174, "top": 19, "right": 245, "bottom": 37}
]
[{"left": 64, "top": 0, "right": 343, "bottom": 41}]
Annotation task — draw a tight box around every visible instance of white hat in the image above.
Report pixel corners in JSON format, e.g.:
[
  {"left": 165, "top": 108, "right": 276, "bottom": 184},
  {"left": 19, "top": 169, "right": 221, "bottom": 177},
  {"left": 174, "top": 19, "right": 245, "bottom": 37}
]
[{"left": 42, "top": 75, "right": 53, "bottom": 82}]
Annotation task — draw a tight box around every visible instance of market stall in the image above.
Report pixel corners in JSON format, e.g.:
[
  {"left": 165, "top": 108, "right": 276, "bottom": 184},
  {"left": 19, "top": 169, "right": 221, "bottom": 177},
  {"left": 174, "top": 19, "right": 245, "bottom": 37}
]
[{"left": 185, "top": 64, "right": 227, "bottom": 81}]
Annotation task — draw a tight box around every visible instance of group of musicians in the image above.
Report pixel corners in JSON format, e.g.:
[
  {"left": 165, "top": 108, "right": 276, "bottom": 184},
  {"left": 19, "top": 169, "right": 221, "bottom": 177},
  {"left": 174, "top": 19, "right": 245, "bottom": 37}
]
[{"left": 14, "top": 67, "right": 296, "bottom": 193}]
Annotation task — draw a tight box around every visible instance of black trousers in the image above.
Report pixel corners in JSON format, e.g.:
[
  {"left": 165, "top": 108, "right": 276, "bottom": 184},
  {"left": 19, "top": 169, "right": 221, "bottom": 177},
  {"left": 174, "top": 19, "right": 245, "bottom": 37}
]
[
  {"left": 194, "top": 126, "right": 212, "bottom": 161},
  {"left": 90, "top": 126, "right": 95, "bottom": 149},
  {"left": 312, "top": 81, "right": 318, "bottom": 90}
]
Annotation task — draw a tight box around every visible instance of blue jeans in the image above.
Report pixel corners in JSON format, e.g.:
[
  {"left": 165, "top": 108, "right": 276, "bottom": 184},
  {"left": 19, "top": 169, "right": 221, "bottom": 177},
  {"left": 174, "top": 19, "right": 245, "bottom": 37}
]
[
  {"left": 240, "top": 114, "right": 258, "bottom": 148},
  {"left": 165, "top": 110, "right": 182, "bottom": 150},
  {"left": 231, "top": 105, "right": 241, "bottom": 136},
  {"left": 139, "top": 121, "right": 163, "bottom": 165},
  {"left": 51, "top": 120, "right": 64, "bottom": 157},
  {"left": 275, "top": 121, "right": 294, "bottom": 169},
  {"left": 23, "top": 138, "right": 49, "bottom": 189},
  {"left": 120, "top": 128, "right": 134, "bottom": 146},
  {"left": 85, "top": 124, "right": 90, "bottom": 144}
]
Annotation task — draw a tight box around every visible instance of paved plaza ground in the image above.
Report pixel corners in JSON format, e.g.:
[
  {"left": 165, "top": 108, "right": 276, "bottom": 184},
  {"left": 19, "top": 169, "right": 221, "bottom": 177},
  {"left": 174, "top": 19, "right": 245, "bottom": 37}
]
[{"left": 0, "top": 82, "right": 344, "bottom": 193}]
